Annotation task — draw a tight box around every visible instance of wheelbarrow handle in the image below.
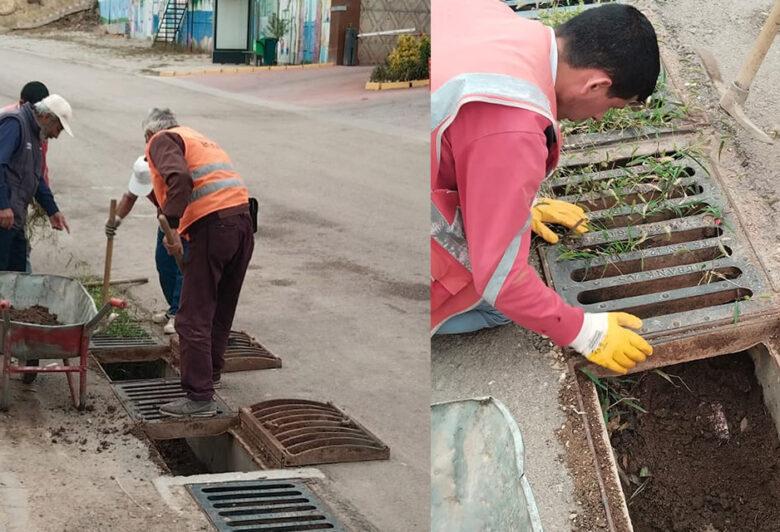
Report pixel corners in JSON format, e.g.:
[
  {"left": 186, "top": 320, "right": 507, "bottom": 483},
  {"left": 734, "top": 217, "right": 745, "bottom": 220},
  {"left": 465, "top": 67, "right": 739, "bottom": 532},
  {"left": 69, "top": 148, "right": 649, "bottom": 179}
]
[
  {"left": 85, "top": 298, "right": 127, "bottom": 332},
  {"left": 109, "top": 298, "right": 127, "bottom": 309}
]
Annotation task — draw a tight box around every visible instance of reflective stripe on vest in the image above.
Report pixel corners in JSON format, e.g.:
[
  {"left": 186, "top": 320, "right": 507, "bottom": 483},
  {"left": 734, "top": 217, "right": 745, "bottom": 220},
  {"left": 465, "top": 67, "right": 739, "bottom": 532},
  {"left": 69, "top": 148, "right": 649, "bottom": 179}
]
[
  {"left": 432, "top": 73, "right": 554, "bottom": 165},
  {"left": 191, "top": 162, "right": 234, "bottom": 180},
  {"left": 431, "top": 202, "right": 471, "bottom": 271},
  {"left": 430, "top": 71, "right": 546, "bottom": 288},
  {"left": 191, "top": 177, "right": 246, "bottom": 201}
]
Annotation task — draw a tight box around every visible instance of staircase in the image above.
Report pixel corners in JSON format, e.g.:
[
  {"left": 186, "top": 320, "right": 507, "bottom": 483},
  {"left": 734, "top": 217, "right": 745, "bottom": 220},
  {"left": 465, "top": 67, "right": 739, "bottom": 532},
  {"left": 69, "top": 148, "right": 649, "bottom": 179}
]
[{"left": 154, "top": 0, "right": 187, "bottom": 45}]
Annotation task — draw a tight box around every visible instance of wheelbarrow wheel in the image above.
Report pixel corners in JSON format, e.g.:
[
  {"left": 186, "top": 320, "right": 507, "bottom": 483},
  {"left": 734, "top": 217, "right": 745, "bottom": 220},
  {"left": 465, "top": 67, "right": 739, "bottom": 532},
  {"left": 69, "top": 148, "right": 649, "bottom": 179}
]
[{"left": 21, "top": 359, "right": 38, "bottom": 384}]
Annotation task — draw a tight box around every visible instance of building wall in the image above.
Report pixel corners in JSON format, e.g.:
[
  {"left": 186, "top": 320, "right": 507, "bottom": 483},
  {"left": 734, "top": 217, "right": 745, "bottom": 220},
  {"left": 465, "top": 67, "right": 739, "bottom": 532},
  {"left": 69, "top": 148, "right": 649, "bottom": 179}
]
[
  {"left": 100, "top": 0, "right": 329, "bottom": 59},
  {"left": 358, "top": 0, "right": 430, "bottom": 65}
]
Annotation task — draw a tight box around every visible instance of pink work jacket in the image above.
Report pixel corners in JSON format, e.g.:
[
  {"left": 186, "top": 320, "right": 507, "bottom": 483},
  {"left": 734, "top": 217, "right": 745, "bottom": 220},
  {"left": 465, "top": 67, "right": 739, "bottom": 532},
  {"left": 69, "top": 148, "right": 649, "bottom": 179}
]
[{"left": 430, "top": 0, "right": 584, "bottom": 345}]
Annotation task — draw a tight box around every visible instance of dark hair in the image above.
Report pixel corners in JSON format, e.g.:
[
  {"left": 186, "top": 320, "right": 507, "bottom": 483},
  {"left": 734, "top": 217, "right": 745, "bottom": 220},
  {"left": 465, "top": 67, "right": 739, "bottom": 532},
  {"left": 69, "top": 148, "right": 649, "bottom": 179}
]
[
  {"left": 20, "top": 81, "right": 49, "bottom": 104},
  {"left": 556, "top": 4, "right": 660, "bottom": 102}
]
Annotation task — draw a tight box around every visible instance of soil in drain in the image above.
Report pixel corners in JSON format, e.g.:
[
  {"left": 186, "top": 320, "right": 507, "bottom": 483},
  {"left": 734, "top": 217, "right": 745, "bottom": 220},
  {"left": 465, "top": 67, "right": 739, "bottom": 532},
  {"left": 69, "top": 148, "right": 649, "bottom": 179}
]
[
  {"left": 152, "top": 439, "right": 210, "bottom": 476},
  {"left": 601, "top": 353, "right": 780, "bottom": 531}
]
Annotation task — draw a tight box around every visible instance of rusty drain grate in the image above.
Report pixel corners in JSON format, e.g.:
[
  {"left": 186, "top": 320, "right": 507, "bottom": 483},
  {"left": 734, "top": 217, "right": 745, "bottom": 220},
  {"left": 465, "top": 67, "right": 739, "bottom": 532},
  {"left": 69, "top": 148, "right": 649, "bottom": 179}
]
[
  {"left": 225, "top": 331, "right": 282, "bottom": 372},
  {"left": 91, "top": 331, "right": 159, "bottom": 350},
  {"left": 112, "top": 378, "right": 231, "bottom": 422},
  {"left": 187, "top": 479, "right": 345, "bottom": 531},
  {"left": 237, "top": 400, "right": 390, "bottom": 468},
  {"left": 541, "top": 151, "right": 775, "bottom": 340}
]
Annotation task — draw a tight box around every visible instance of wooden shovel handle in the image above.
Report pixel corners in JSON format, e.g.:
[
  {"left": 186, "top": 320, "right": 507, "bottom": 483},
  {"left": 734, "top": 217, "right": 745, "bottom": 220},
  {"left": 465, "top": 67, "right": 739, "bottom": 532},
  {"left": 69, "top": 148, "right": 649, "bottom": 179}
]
[
  {"left": 102, "top": 199, "right": 117, "bottom": 305},
  {"left": 158, "top": 214, "right": 185, "bottom": 271}
]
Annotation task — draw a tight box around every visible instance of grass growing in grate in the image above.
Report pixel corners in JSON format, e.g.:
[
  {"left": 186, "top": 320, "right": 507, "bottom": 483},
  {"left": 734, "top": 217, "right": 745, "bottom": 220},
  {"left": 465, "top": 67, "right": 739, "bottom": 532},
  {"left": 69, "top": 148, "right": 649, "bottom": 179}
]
[
  {"left": 84, "top": 282, "right": 149, "bottom": 338},
  {"left": 546, "top": 150, "right": 733, "bottom": 265},
  {"left": 535, "top": 1, "right": 585, "bottom": 27}
]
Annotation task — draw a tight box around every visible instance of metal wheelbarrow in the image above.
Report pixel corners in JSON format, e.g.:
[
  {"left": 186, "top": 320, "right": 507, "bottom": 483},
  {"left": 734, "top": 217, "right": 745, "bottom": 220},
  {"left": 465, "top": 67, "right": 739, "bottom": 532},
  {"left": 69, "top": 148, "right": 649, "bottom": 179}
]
[
  {"left": 431, "top": 397, "right": 544, "bottom": 532},
  {"left": 0, "top": 273, "right": 125, "bottom": 410}
]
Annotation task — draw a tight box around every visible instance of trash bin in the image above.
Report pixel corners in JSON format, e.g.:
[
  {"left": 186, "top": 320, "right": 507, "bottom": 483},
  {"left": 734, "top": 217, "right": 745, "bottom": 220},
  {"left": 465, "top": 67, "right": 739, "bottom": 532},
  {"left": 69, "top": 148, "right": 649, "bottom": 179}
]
[
  {"left": 264, "top": 37, "right": 279, "bottom": 65},
  {"left": 343, "top": 27, "right": 358, "bottom": 66}
]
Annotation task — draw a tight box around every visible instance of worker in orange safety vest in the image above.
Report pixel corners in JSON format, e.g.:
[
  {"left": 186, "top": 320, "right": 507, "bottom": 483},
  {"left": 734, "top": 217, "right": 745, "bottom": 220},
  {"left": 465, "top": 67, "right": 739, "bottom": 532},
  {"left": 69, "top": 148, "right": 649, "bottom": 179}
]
[{"left": 431, "top": 0, "right": 659, "bottom": 374}]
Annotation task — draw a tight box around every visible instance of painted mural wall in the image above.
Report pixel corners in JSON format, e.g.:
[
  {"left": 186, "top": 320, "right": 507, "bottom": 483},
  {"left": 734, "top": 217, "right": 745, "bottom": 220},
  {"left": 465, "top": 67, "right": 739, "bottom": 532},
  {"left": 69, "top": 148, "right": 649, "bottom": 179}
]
[
  {"left": 99, "top": 0, "right": 329, "bottom": 60},
  {"left": 256, "top": 0, "right": 330, "bottom": 64}
]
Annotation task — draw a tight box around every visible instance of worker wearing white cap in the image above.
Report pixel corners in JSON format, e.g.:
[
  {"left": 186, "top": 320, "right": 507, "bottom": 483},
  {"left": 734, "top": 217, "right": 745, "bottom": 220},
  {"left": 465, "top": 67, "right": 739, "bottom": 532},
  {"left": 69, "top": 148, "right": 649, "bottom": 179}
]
[
  {"left": 105, "top": 156, "right": 187, "bottom": 334},
  {"left": 0, "top": 93, "right": 71, "bottom": 271}
]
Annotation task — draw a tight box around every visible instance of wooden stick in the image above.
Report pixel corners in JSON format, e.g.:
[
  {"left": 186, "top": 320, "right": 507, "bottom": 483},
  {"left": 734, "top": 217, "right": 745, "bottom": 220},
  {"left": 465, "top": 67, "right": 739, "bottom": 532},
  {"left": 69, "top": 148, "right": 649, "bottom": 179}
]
[
  {"left": 82, "top": 277, "right": 149, "bottom": 288},
  {"left": 158, "top": 214, "right": 184, "bottom": 272},
  {"left": 102, "top": 199, "right": 117, "bottom": 305}
]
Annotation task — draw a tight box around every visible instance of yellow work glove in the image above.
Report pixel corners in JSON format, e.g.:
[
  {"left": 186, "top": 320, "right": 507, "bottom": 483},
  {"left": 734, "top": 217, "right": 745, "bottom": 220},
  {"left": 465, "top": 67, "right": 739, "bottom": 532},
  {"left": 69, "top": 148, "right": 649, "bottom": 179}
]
[
  {"left": 568, "top": 312, "right": 653, "bottom": 374},
  {"left": 531, "top": 198, "right": 589, "bottom": 244}
]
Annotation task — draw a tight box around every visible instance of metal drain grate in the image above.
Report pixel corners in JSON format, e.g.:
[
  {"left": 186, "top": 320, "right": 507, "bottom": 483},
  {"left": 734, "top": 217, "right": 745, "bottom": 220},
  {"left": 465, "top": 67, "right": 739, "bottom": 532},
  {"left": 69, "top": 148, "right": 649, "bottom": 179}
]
[
  {"left": 228, "top": 330, "right": 258, "bottom": 347},
  {"left": 187, "top": 479, "right": 345, "bottom": 531},
  {"left": 91, "top": 332, "right": 158, "bottom": 349},
  {"left": 224, "top": 330, "right": 282, "bottom": 371},
  {"left": 541, "top": 152, "right": 774, "bottom": 340},
  {"left": 237, "top": 400, "right": 390, "bottom": 468},
  {"left": 111, "top": 378, "right": 235, "bottom": 439}
]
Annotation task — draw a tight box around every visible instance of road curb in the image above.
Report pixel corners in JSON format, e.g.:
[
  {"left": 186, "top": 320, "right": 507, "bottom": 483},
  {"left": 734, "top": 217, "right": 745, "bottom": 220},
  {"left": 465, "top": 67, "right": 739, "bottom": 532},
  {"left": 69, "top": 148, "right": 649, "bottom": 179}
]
[
  {"left": 365, "top": 79, "right": 430, "bottom": 91},
  {"left": 154, "top": 62, "right": 335, "bottom": 77}
]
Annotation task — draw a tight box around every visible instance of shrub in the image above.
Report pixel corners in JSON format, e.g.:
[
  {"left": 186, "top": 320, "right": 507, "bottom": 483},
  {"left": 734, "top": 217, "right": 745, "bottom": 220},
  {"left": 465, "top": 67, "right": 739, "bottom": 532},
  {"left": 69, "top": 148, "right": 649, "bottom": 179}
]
[{"left": 370, "top": 34, "right": 430, "bottom": 82}]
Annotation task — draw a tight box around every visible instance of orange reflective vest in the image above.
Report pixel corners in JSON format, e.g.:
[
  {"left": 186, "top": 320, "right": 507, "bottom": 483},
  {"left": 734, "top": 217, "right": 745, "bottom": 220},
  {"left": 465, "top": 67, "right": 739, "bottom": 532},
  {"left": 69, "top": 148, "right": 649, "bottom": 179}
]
[
  {"left": 146, "top": 126, "right": 249, "bottom": 235},
  {"left": 431, "top": 0, "right": 584, "bottom": 344}
]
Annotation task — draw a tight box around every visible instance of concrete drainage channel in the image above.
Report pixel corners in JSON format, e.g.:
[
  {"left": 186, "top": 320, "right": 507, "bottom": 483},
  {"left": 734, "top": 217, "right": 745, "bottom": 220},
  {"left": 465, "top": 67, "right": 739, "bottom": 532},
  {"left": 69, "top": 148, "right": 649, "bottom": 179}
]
[
  {"left": 92, "top": 333, "right": 388, "bottom": 530},
  {"left": 570, "top": 341, "right": 780, "bottom": 530}
]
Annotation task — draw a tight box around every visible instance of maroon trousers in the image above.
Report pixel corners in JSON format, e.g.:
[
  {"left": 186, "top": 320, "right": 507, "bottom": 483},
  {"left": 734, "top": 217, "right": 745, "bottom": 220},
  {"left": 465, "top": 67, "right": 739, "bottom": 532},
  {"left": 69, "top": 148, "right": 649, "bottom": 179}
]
[{"left": 176, "top": 208, "right": 254, "bottom": 401}]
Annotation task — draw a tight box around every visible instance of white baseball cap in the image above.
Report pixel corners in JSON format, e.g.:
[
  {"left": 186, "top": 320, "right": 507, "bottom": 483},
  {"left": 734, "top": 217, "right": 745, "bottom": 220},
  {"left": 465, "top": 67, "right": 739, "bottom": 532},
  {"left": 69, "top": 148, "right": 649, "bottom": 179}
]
[
  {"left": 41, "top": 94, "right": 73, "bottom": 137},
  {"left": 127, "top": 156, "right": 152, "bottom": 197}
]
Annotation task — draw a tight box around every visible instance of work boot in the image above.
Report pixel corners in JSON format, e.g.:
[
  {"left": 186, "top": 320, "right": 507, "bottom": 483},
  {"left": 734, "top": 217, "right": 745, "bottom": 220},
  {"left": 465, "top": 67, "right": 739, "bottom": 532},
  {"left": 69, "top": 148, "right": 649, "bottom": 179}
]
[
  {"left": 21, "top": 359, "right": 39, "bottom": 384},
  {"left": 159, "top": 397, "right": 217, "bottom": 418},
  {"left": 163, "top": 316, "right": 176, "bottom": 335}
]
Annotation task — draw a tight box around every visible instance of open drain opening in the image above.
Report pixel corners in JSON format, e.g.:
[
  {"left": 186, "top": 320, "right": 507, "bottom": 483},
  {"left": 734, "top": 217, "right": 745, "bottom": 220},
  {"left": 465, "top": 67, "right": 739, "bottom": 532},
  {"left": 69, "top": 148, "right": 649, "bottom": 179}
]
[
  {"left": 577, "top": 267, "right": 742, "bottom": 304},
  {"left": 572, "top": 225, "right": 723, "bottom": 254},
  {"left": 576, "top": 184, "right": 704, "bottom": 212},
  {"left": 571, "top": 245, "right": 733, "bottom": 282},
  {"left": 580, "top": 348, "right": 780, "bottom": 530},
  {"left": 152, "top": 433, "right": 260, "bottom": 475},
  {"left": 100, "top": 360, "right": 170, "bottom": 381},
  {"left": 619, "top": 287, "right": 752, "bottom": 319},
  {"left": 153, "top": 438, "right": 211, "bottom": 476}
]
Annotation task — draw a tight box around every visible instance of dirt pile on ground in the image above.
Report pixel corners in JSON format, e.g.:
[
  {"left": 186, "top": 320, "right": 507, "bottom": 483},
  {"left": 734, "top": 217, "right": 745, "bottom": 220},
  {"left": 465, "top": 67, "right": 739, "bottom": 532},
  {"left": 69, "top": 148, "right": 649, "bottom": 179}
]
[
  {"left": 8, "top": 304, "right": 59, "bottom": 324},
  {"left": 40, "top": 4, "right": 99, "bottom": 31},
  {"left": 611, "top": 354, "right": 780, "bottom": 531}
]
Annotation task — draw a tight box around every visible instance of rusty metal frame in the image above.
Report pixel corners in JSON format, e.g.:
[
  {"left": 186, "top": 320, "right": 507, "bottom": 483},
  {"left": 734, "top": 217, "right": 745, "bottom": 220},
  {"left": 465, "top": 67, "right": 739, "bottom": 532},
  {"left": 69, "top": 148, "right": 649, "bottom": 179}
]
[{"left": 235, "top": 399, "right": 390, "bottom": 468}]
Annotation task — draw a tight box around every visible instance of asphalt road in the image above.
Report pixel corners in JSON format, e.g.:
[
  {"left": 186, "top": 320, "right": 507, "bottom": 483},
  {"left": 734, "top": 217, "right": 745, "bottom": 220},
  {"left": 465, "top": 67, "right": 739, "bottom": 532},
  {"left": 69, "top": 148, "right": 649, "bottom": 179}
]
[{"left": 0, "top": 39, "right": 428, "bottom": 531}]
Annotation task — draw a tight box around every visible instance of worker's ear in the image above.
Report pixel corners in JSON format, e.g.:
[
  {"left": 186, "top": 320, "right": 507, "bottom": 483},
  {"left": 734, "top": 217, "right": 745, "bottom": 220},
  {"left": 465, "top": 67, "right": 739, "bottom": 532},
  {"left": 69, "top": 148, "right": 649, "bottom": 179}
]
[{"left": 583, "top": 75, "right": 612, "bottom": 96}]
